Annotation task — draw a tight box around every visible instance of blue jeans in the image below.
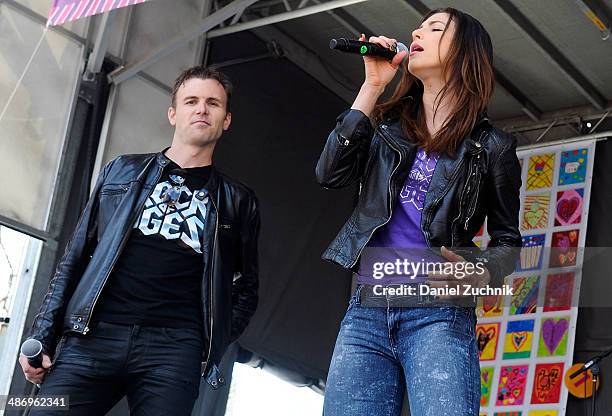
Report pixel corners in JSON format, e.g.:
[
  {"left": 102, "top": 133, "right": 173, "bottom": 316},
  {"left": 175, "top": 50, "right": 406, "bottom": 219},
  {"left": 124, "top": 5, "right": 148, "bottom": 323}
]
[
  {"left": 324, "top": 285, "right": 480, "bottom": 416},
  {"left": 31, "top": 321, "right": 203, "bottom": 416}
]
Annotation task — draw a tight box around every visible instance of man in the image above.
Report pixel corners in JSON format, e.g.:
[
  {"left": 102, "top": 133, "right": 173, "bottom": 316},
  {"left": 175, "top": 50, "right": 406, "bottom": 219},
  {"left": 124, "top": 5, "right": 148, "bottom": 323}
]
[{"left": 19, "top": 65, "right": 260, "bottom": 415}]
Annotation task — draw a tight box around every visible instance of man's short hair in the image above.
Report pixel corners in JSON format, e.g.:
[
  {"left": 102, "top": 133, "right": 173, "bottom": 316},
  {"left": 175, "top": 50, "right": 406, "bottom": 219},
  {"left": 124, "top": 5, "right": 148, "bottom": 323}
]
[{"left": 171, "top": 65, "right": 233, "bottom": 112}]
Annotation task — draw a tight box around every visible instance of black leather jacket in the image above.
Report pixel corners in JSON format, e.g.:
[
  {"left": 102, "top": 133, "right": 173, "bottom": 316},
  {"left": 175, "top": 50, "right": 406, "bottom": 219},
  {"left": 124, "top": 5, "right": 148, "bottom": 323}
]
[
  {"left": 28, "top": 150, "right": 260, "bottom": 389},
  {"left": 316, "top": 109, "right": 522, "bottom": 287}
]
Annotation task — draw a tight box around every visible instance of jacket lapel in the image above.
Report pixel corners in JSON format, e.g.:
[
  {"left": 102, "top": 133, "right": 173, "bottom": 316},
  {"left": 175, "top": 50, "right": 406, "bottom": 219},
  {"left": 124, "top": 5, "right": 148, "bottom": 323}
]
[
  {"left": 422, "top": 114, "right": 490, "bottom": 217},
  {"left": 426, "top": 146, "right": 468, "bottom": 206}
]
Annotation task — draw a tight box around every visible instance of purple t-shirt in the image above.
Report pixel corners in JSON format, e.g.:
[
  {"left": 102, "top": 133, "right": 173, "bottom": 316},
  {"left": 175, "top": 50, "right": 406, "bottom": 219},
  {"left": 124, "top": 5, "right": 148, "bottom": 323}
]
[{"left": 358, "top": 148, "right": 444, "bottom": 284}]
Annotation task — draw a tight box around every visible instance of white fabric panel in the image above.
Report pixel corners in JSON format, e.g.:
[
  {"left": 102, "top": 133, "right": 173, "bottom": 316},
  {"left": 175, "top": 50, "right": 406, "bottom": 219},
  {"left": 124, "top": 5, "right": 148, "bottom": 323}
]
[{"left": 0, "top": 5, "right": 83, "bottom": 230}]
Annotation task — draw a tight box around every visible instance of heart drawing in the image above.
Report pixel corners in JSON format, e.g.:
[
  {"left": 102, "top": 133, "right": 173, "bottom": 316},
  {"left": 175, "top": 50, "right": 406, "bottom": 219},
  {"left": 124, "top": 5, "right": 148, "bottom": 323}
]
[
  {"left": 556, "top": 189, "right": 583, "bottom": 226},
  {"left": 542, "top": 318, "right": 569, "bottom": 355},
  {"left": 512, "top": 332, "right": 527, "bottom": 351},
  {"left": 524, "top": 194, "right": 550, "bottom": 229},
  {"left": 477, "top": 327, "right": 496, "bottom": 353}
]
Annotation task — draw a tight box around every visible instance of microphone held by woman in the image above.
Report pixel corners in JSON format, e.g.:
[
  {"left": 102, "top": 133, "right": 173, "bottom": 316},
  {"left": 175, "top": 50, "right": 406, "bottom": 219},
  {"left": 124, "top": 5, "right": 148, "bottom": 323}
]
[{"left": 329, "top": 38, "right": 409, "bottom": 62}]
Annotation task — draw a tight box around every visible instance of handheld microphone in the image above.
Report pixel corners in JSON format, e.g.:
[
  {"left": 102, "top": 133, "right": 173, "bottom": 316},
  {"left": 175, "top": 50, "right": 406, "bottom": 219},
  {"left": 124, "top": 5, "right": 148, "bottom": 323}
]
[
  {"left": 21, "top": 339, "right": 43, "bottom": 369},
  {"left": 329, "top": 38, "right": 409, "bottom": 62}
]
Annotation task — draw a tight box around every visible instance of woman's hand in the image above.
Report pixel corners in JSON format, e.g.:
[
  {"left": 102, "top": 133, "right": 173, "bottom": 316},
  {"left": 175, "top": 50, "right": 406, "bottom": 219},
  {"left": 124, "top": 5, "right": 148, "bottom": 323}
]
[
  {"left": 426, "top": 246, "right": 492, "bottom": 300},
  {"left": 361, "top": 34, "right": 407, "bottom": 90},
  {"left": 351, "top": 34, "right": 407, "bottom": 116}
]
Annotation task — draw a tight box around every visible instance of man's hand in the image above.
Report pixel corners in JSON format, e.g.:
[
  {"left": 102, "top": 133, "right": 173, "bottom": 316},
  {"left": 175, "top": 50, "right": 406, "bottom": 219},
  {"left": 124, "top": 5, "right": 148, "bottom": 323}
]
[
  {"left": 19, "top": 353, "right": 52, "bottom": 385},
  {"left": 426, "top": 246, "right": 491, "bottom": 300}
]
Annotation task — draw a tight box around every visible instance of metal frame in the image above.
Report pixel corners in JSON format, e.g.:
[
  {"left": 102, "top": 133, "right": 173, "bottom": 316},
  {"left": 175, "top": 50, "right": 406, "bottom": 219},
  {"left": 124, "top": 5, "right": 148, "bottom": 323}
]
[
  {"left": 588, "top": 110, "right": 611, "bottom": 133},
  {"left": 107, "top": 0, "right": 260, "bottom": 85},
  {"left": 212, "top": 48, "right": 283, "bottom": 69},
  {"left": 492, "top": 0, "right": 607, "bottom": 110},
  {"left": 0, "top": 215, "right": 49, "bottom": 242},
  {"left": 83, "top": 9, "right": 118, "bottom": 79},
  {"left": 236, "top": 0, "right": 374, "bottom": 104},
  {"left": 91, "top": 5, "right": 137, "bottom": 187},
  {"left": 517, "top": 130, "right": 610, "bottom": 151},
  {"left": 241, "top": 0, "right": 375, "bottom": 103},
  {"left": 251, "top": 25, "right": 357, "bottom": 102},
  {"left": 206, "top": 0, "right": 368, "bottom": 38},
  {"left": 193, "top": 0, "right": 215, "bottom": 65},
  {"left": 251, "top": 0, "right": 367, "bottom": 35},
  {"left": 498, "top": 102, "right": 612, "bottom": 133},
  {"left": 575, "top": 0, "right": 611, "bottom": 40},
  {"left": 108, "top": 0, "right": 369, "bottom": 84}
]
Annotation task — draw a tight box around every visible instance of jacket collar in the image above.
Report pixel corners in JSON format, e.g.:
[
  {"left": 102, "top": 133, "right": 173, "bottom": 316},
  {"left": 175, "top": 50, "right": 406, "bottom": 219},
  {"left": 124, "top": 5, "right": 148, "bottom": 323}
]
[
  {"left": 156, "top": 147, "right": 172, "bottom": 168},
  {"left": 156, "top": 147, "right": 220, "bottom": 200},
  {"left": 475, "top": 111, "right": 489, "bottom": 128},
  {"left": 421, "top": 111, "right": 489, "bottom": 218}
]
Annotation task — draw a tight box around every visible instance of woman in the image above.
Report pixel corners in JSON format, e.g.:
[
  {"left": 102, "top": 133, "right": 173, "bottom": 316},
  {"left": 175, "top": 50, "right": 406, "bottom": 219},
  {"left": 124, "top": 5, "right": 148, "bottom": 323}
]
[{"left": 316, "top": 7, "right": 522, "bottom": 416}]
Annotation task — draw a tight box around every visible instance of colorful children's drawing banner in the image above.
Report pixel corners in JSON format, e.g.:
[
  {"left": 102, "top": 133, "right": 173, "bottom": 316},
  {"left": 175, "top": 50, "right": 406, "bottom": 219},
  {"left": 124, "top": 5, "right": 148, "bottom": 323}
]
[{"left": 476, "top": 141, "right": 596, "bottom": 416}]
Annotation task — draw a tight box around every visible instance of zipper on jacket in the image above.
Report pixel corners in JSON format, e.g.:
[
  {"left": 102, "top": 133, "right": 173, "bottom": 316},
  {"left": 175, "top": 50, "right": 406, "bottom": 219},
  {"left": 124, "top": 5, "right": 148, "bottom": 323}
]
[
  {"left": 463, "top": 132, "right": 486, "bottom": 232},
  {"left": 201, "top": 195, "right": 218, "bottom": 377},
  {"left": 100, "top": 185, "right": 129, "bottom": 196},
  {"left": 82, "top": 166, "right": 163, "bottom": 334},
  {"left": 463, "top": 160, "right": 482, "bottom": 231},
  {"left": 463, "top": 190, "right": 479, "bottom": 230},
  {"left": 423, "top": 158, "right": 466, "bottom": 248},
  {"left": 458, "top": 132, "right": 486, "bottom": 234},
  {"left": 423, "top": 129, "right": 487, "bottom": 247},
  {"left": 349, "top": 125, "right": 402, "bottom": 269},
  {"left": 450, "top": 158, "right": 474, "bottom": 246}
]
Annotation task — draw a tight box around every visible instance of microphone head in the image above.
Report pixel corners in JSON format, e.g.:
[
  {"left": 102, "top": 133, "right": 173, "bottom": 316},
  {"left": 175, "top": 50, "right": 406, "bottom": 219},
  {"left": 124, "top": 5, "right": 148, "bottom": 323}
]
[
  {"left": 21, "top": 339, "right": 43, "bottom": 358},
  {"left": 396, "top": 42, "right": 409, "bottom": 55},
  {"left": 394, "top": 42, "right": 409, "bottom": 64}
]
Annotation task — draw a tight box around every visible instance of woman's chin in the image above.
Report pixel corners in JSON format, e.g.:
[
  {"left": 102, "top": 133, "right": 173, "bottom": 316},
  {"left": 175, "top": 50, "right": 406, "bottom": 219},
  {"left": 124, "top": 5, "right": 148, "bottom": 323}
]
[
  {"left": 407, "top": 63, "right": 443, "bottom": 82},
  {"left": 407, "top": 63, "right": 425, "bottom": 79}
]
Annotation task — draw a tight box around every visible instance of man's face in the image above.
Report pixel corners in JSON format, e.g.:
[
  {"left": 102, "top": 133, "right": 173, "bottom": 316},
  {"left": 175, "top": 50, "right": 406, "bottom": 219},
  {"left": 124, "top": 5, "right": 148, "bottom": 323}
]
[{"left": 168, "top": 78, "right": 231, "bottom": 147}]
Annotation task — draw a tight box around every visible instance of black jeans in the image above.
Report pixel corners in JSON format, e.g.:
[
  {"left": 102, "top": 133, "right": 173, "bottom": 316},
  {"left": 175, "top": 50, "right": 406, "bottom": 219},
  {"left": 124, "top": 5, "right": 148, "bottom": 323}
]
[{"left": 31, "top": 321, "right": 203, "bottom": 416}]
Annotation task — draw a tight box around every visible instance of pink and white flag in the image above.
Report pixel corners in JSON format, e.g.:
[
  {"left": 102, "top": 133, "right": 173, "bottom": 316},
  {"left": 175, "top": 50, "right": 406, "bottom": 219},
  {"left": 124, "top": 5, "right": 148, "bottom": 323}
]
[{"left": 47, "top": 0, "right": 148, "bottom": 27}]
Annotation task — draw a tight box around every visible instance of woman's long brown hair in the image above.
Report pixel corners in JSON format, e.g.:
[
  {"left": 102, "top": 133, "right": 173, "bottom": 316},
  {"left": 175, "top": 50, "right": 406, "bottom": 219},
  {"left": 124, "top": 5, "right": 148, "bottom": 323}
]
[{"left": 374, "top": 8, "right": 495, "bottom": 157}]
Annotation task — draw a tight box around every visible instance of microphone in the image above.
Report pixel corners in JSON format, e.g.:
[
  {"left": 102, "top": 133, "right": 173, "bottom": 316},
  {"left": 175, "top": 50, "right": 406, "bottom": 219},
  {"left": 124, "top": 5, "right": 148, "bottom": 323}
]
[
  {"left": 329, "top": 38, "right": 409, "bottom": 62},
  {"left": 21, "top": 339, "right": 43, "bottom": 369}
]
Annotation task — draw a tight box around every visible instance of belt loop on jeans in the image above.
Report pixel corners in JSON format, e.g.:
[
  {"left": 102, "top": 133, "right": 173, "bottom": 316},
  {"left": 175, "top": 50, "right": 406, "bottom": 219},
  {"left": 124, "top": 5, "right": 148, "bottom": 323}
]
[
  {"left": 417, "top": 285, "right": 434, "bottom": 305},
  {"left": 355, "top": 284, "right": 364, "bottom": 306},
  {"left": 418, "top": 289, "right": 426, "bottom": 304}
]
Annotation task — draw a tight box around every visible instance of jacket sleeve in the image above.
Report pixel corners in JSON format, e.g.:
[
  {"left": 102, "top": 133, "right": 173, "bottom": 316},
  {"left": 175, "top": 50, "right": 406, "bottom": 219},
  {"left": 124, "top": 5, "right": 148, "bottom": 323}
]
[
  {"left": 230, "top": 191, "right": 260, "bottom": 342},
  {"left": 27, "top": 160, "right": 114, "bottom": 355},
  {"left": 315, "top": 109, "right": 375, "bottom": 189},
  {"left": 478, "top": 134, "right": 523, "bottom": 287}
]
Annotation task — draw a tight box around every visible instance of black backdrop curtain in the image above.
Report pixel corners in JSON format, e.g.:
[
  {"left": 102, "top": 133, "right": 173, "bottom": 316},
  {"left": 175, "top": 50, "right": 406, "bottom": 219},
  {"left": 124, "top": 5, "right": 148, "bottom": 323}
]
[
  {"left": 210, "top": 31, "right": 356, "bottom": 383},
  {"left": 567, "top": 137, "right": 612, "bottom": 415}
]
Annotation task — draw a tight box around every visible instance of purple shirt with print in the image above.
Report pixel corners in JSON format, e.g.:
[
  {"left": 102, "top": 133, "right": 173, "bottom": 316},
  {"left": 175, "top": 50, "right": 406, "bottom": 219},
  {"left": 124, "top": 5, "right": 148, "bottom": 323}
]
[{"left": 357, "top": 148, "right": 445, "bottom": 284}]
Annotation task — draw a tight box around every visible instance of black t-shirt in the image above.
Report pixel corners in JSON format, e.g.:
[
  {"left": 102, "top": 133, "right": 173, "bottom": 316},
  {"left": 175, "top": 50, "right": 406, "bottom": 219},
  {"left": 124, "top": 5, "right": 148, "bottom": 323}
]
[{"left": 93, "top": 161, "right": 212, "bottom": 329}]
